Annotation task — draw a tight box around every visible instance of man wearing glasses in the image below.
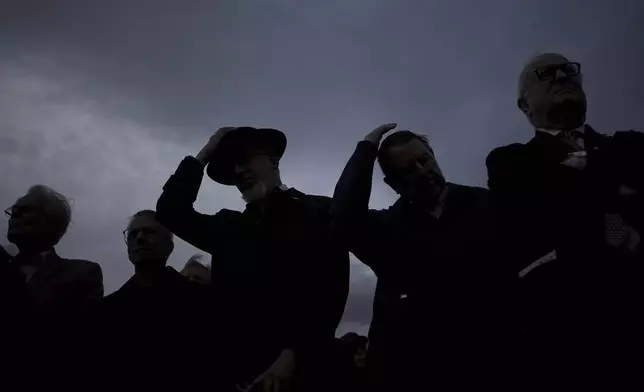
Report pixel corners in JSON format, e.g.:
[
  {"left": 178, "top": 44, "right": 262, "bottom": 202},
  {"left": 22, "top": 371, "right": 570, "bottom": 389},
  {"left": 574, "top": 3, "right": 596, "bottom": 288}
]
[
  {"left": 486, "top": 52, "right": 644, "bottom": 377},
  {"left": 2, "top": 185, "right": 103, "bottom": 375},
  {"left": 83, "top": 209, "right": 211, "bottom": 383},
  {"left": 331, "top": 124, "right": 516, "bottom": 390}
]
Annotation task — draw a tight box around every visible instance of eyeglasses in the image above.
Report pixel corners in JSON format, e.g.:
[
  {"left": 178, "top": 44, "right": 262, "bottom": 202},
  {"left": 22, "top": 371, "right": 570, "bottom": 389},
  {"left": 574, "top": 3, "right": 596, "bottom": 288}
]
[
  {"left": 4, "top": 205, "right": 41, "bottom": 219},
  {"left": 122, "top": 227, "right": 158, "bottom": 244},
  {"left": 123, "top": 228, "right": 142, "bottom": 244},
  {"left": 533, "top": 62, "right": 581, "bottom": 82}
]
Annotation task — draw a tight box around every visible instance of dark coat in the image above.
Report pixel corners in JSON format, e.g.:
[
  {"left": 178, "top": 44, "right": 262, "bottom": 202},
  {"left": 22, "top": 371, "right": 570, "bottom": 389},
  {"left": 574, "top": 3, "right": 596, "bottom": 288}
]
[
  {"left": 1, "top": 246, "right": 31, "bottom": 372},
  {"left": 1, "top": 249, "right": 103, "bottom": 373},
  {"left": 82, "top": 267, "right": 212, "bottom": 384},
  {"left": 486, "top": 125, "right": 644, "bottom": 375},
  {"left": 331, "top": 141, "right": 517, "bottom": 390},
  {"left": 157, "top": 156, "right": 350, "bottom": 387}
]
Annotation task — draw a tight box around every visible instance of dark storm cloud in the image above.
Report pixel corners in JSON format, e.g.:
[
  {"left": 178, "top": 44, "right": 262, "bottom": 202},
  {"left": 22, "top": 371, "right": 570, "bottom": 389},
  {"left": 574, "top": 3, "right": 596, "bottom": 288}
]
[{"left": 1, "top": 0, "right": 643, "bottom": 334}]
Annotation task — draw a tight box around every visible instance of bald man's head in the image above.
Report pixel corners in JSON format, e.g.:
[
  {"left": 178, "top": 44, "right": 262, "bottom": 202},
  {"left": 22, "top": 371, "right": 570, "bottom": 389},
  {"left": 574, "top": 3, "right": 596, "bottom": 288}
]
[{"left": 517, "top": 52, "right": 586, "bottom": 130}]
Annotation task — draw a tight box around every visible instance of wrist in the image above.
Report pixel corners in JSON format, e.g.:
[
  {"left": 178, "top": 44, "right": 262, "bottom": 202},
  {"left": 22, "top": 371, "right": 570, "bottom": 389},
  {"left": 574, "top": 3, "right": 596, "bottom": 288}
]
[
  {"left": 195, "top": 150, "right": 209, "bottom": 166},
  {"left": 363, "top": 137, "right": 380, "bottom": 146}
]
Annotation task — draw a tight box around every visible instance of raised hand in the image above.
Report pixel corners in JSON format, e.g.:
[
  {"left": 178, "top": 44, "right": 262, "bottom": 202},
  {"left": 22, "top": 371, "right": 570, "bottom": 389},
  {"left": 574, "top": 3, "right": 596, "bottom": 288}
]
[
  {"left": 195, "top": 126, "right": 237, "bottom": 165},
  {"left": 364, "top": 123, "right": 397, "bottom": 146}
]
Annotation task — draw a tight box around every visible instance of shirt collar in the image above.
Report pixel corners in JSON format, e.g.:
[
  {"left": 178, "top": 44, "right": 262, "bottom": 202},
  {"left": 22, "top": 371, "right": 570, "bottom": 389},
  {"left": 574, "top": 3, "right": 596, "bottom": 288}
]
[{"left": 537, "top": 124, "right": 586, "bottom": 137}]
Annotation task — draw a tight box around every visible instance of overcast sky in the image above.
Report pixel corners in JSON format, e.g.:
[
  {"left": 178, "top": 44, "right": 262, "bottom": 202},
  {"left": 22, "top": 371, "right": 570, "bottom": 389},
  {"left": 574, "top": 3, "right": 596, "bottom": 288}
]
[{"left": 1, "top": 0, "right": 642, "bottom": 335}]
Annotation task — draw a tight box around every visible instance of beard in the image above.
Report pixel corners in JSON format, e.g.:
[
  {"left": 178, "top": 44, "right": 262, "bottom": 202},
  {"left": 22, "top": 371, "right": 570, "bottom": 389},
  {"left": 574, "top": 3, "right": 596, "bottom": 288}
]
[
  {"left": 242, "top": 181, "right": 269, "bottom": 203},
  {"left": 406, "top": 173, "right": 446, "bottom": 205}
]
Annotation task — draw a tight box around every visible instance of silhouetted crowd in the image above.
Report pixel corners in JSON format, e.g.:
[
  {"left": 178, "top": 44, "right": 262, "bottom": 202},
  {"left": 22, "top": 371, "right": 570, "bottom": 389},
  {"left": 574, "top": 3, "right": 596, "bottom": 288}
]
[{"left": 2, "top": 53, "right": 643, "bottom": 390}]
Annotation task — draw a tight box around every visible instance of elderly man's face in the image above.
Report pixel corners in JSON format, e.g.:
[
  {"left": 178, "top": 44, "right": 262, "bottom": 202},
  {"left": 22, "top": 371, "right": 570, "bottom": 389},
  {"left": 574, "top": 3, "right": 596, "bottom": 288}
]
[
  {"left": 519, "top": 53, "right": 586, "bottom": 129},
  {"left": 125, "top": 216, "right": 173, "bottom": 267},
  {"left": 6, "top": 195, "right": 53, "bottom": 248}
]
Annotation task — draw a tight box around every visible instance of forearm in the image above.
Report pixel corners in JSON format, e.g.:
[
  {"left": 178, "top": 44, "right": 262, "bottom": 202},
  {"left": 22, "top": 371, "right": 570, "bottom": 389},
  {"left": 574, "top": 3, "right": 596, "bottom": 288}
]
[
  {"left": 156, "top": 156, "right": 214, "bottom": 250},
  {"left": 158, "top": 156, "right": 205, "bottom": 219},
  {"left": 330, "top": 141, "right": 379, "bottom": 228}
]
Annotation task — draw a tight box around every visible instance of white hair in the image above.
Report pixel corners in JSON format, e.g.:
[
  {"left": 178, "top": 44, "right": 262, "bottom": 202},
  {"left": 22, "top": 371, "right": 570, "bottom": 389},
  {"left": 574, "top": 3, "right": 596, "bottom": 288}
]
[
  {"left": 517, "top": 52, "right": 571, "bottom": 100},
  {"left": 184, "top": 254, "right": 211, "bottom": 270},
  {"left": 19, "top": 184, "right": 72, "bottom": 244}
]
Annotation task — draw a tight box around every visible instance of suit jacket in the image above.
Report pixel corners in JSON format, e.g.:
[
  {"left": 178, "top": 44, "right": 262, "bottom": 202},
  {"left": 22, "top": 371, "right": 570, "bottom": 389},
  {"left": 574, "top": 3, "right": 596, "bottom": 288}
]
[
  {"left": 2, "top": 249, "right": 103, "bottom": 376},
  {"left": 20, "top": 250, "right": 104, "bottom": 323},
  {"left": 486, "top": 125, "right": 644, "bottom": 375},
  {"left": 332, "top": 141, "right": 517, "bottom": 389},
  {"left": 83, "top": 267, "right": 212, "bottom": 384}
]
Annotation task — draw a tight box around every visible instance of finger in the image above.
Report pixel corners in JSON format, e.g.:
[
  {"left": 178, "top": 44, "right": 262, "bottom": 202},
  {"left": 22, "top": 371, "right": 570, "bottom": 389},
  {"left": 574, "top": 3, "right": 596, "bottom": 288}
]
[
  {"left": 375, "top": 123, "right": 397, "bottom": 135},
  {"left": 273, "top": 378, "right": 280, "bottom": 392}
]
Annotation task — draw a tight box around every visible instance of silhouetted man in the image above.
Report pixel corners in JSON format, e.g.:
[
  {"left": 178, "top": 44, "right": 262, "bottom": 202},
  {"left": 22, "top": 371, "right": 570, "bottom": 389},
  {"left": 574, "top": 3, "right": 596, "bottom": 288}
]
[
  {"left": 331, "top": 124, "right": 515, "bottom": 390},
  {"left": 486, "top": 52, "right": 644, "bottom": 378},
  {"left": 86, "top": 210, "right": 211, "bottom": 384},
  {"left": 157, "top": 127, "right": 349, "bottom": 391},
  {"left": 3, "top": 185, "right": 103, "bottom": 372}
]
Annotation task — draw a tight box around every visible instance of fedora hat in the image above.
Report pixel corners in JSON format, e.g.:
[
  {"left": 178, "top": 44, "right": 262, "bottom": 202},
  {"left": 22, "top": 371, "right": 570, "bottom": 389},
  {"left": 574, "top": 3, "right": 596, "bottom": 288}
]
[{"left": 205, "top": 127, "right": 287, "bottom": 185}]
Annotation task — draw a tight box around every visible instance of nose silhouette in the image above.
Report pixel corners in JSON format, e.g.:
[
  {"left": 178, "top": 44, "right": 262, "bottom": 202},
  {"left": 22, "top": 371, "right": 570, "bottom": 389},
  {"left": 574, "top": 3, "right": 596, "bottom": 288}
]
[
  {"left": 555, "top": 68, "right": 568, "bottom": 80},
  {"left": 134, "top": 231, "right": 149, "bottom": 245},
  {"left": 234, "top": 163, "right": 246, "bottom": 175}
]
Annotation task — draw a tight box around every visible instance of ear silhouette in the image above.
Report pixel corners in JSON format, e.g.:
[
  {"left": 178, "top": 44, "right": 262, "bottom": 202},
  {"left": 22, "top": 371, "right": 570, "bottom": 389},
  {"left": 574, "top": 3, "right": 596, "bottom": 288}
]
[{"left": 517, "top": 98, "right": 530, "bottom": 114}]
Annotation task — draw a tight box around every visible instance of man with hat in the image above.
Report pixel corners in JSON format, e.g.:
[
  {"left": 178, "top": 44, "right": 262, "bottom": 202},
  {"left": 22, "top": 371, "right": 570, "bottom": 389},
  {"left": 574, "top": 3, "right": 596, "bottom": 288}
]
[
  {"left": 157, "top": 126, "right": 350, "bottom": 391},
  {"left": 486, "top": 52, "right": 644, "bottom": 378}
]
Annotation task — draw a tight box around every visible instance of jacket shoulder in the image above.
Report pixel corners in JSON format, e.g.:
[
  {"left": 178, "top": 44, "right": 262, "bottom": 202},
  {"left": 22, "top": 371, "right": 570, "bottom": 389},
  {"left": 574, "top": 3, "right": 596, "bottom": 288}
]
[
  {"left": 486, "top": 143, "right": 526, "bottom": 167},
  {"left": 302, "top": 193, "right": 331, "bottom": 206},
  {"left": 448, "top": 184, "right": 491, "bottom": 206},
  {"left": 216, "top": 208, "right": 243, "bottom": 218},
  {"left": 288, "top": 190, "right": 331, "bottom": 210},
  {"left": 58, "top": 257, "right": 103, "bottom": 277}
]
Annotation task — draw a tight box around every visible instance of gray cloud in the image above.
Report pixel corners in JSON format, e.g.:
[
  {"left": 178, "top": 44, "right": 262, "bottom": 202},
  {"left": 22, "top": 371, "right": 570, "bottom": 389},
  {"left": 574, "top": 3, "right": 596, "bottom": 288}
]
[{"left": 1, "top": 0, "right": 643, "bottom": 334}]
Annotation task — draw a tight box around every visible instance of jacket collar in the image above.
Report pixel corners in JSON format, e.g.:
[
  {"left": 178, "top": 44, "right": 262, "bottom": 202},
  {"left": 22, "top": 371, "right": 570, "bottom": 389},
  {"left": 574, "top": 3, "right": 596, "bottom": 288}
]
[
  {"left": 244, "top": 186, "right": 305, "bottom": 216},
  {"left": 119, "top": 266, "right": 182, "bottom": 293},
  {"left": 13, "top": 248, "right": 59, "bottom": 275},
  {"left": 537, "top": 123, "right": 586, "bottom": 137},
  {"left": 530, "top": 124, "right": 610, "bottom": 159}
]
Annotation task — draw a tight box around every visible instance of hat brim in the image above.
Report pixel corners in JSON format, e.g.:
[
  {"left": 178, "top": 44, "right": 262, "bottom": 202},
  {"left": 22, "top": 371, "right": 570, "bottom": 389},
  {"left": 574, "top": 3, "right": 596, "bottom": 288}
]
[{"left": 206, "top": 127, "right": 287, "bottom": 185}]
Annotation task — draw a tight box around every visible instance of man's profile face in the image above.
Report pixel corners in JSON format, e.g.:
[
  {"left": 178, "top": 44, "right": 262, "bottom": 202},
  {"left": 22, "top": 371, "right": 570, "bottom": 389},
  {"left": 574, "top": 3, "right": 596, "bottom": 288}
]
[
  {"left": 6, "top": 195, "right": 52, "bottom": 247},
  {"left": 382, "top": 138, "right": 446, "bottom": 203},
  {"left": 125, "top": 216, "right": 172, "bottom": 266},
  {"left": 521, "top": 54, "right": 586, "bottom": 128}
]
